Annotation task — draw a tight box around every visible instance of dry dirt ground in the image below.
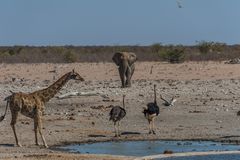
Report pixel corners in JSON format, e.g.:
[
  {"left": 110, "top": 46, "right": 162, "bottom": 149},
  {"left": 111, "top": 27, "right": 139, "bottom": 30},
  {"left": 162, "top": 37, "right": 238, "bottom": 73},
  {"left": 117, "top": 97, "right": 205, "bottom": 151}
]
[{"left": 1, "top": 61, "right": 240, "bottom": 159}]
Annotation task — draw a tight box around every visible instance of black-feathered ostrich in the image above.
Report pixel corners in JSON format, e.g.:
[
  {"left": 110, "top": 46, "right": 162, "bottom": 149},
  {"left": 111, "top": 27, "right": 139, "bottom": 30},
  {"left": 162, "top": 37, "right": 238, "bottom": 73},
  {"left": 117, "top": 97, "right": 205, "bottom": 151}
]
[
  {"left": 143, "top": 84, "right": 159, "bottom": 134},
  {"left": 109, "top": 95, "right": 126, "bottom": 137}
]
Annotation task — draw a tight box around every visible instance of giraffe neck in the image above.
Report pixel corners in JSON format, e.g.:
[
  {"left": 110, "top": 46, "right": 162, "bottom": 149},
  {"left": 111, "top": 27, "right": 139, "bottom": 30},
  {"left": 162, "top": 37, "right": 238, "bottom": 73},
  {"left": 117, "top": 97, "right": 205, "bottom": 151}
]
[{"left": 33, "top": 72, "right": 71, "bottom": 103}]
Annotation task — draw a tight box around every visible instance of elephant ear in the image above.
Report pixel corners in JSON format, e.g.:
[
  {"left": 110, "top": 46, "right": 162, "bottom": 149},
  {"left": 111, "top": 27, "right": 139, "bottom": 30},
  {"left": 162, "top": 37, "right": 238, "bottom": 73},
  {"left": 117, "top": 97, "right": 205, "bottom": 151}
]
[
  {"left": 112, "top": 52, "right": 122, "bottom": 66},
  {"left": 128, "top": 52, "right": 137, "bottom": 66}
]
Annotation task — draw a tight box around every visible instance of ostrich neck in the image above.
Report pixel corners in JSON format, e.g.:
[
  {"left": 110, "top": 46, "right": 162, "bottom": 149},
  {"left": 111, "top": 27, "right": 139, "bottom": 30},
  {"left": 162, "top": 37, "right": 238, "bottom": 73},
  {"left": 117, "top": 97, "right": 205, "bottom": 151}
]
[{"left": 154, "top": 87, "right": 157, "bottom": 104}]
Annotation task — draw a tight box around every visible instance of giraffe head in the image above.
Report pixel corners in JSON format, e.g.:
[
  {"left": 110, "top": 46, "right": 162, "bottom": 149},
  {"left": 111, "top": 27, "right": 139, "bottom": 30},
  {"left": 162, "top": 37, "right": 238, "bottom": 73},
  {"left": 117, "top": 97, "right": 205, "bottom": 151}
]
[{"left": 68, "top": 69, "right": 84, "bottom": 81}]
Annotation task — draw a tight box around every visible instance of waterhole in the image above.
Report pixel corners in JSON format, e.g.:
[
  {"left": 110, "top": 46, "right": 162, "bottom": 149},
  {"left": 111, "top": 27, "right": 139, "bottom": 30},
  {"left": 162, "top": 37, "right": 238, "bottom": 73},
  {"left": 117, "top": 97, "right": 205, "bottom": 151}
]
[{"left": 57, "top": 140, "right": 240, "bottom": 159}]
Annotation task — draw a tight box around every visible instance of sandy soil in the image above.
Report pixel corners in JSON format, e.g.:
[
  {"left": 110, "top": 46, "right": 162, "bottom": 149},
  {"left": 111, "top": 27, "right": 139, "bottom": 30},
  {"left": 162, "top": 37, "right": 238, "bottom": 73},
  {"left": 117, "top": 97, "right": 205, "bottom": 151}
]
[{"left": 1, "top": 61, "right": 240, "bottom": 159}]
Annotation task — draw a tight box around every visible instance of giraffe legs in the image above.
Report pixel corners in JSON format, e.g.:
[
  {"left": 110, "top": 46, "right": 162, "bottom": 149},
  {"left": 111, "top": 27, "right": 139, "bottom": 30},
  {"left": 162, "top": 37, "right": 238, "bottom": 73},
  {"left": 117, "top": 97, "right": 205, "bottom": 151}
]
[
  {"left": 10, "top": 111, "right": 22, "bottom": 147},
  {"left": 34, "top": 109, "right": 48, "bottom": 148},
  {"left": 34, "top": 115, "right": 39, "bottom": 146},
  {"left": 38, "top": 118, "right": 48, "bottom": 148}
]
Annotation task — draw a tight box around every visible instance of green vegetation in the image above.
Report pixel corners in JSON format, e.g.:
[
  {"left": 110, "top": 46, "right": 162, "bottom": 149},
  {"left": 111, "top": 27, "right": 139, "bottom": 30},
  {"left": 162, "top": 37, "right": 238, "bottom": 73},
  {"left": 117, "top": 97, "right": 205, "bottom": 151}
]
[
  {"left": 151, "top": 43, "right": 163, "bottom": 53},
  {"left": 197, "top": 41, "right": 226, "bottom": 54},
  {"left": 164, "top": 48, "right": 185, "bottom": 63},
  {"left": 64, "top": 51, "right": 78, "bottom": 63},
  {"left": 155, "top": 45, "right": 185, "bottom": 63}
]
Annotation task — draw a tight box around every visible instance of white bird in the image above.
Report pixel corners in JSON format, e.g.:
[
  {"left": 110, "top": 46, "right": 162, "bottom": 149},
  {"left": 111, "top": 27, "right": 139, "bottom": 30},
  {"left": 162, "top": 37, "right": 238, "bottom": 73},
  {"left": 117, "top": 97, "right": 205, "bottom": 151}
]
[
  {"left": 176, "top": 0, "right": 183, "bottom": 8},
  {"left": 160, "top": 94, "right": 177, "bottom": 107}
]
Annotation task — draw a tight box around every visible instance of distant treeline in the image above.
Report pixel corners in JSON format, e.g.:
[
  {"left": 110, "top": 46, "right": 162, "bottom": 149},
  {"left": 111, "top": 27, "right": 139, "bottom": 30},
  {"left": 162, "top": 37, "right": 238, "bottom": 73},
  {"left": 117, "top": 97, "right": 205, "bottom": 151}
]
[{"left": 0, "top": 41, "right": 240, "bottom": 63}]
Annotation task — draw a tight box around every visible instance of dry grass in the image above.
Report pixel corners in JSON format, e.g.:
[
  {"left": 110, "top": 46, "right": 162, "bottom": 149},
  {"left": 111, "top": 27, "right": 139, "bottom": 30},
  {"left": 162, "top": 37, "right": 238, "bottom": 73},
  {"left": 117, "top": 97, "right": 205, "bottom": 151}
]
[{"left": 0, "top": 44, "right": 240, "bottom": 63}]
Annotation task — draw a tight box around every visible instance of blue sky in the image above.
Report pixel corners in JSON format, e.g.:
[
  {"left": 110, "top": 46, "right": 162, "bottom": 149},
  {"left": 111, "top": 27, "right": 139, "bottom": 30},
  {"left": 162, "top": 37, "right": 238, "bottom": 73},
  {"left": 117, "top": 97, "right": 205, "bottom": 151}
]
[{"left": 0, "top": 0, "right": 240, "bottom": 46}]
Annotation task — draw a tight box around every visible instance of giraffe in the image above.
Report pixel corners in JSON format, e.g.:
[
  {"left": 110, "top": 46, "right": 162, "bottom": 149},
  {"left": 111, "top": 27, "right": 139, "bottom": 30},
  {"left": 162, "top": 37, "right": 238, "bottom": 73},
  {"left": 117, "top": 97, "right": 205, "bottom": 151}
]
[{"left": 0, "top": 70, "right": 84, "bottom": 148}]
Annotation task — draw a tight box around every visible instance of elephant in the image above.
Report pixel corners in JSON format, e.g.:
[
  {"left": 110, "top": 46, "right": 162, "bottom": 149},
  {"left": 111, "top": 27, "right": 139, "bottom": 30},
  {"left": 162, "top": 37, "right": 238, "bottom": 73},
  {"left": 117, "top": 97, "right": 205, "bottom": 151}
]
[{"left": 112, "top": 52, "right": 137, "bottom": 88}]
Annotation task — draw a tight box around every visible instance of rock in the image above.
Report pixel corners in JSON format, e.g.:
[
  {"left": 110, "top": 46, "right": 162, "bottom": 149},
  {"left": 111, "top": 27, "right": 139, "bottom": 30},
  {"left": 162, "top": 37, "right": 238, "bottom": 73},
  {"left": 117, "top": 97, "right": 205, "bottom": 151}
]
[
  {"left": 183, "top": 142, "right": 192, "bottom": 145},
  {"left": 68, "top": 116, "right": 75, "bottom": 120},
  {"left": 216, "top": 120, "right": 222, "bottom": 123},
  {"left": 237, "top": 111, "right": 240, "bottom": 116},
  {"left": 91, "top": 105, "right": 106, "bottom": 110},
  {"left": 163, "top": 150, "right": 173, "bottom": 154},
  {"left": 139, "top": 94, "right": 144, "bottom": 97}
]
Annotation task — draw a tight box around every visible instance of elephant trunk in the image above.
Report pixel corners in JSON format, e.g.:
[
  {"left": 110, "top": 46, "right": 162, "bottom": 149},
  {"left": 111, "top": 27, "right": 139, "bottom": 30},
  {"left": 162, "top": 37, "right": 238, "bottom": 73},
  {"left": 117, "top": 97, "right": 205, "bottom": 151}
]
[{"left": 119, "top": 60, "right": 129, "bottom": 88}]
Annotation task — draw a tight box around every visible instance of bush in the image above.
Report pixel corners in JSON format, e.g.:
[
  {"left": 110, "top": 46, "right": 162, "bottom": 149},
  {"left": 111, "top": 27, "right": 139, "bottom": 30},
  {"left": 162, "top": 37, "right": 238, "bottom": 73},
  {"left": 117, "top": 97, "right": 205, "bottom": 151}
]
[
  {"left": 197, "top": 41, "right": 226, "bottom": 54},
  {"left": 0, "top": 51, "right": 11, "bottom": 57},
  {"left": 211, "top": 42, "right": 226, "bottom": 53},
  {"left": 197, "top": 41, "right": 213, "bottom": 54},
  {"left": 162, "top": 47, "right": 185, "bottom": 63},
  {"left": 64, "top": 51, "right": 78, "bottom": 63},
  {"left": 8, "top": 49, "right": 15, "bottom": 55},
  {"left": 151, "top": 43, "right": 163, "bottom": 53}
]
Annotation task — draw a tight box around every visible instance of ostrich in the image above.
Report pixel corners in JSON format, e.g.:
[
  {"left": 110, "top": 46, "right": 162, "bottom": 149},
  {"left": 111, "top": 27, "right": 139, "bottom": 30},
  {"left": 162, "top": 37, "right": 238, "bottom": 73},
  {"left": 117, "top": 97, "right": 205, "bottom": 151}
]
[
  {"left": 143, "top": 84, "right": 159, "bottom": 134},
  {"left": 109, "top": 95, "right": 126, "bottom": 137}
]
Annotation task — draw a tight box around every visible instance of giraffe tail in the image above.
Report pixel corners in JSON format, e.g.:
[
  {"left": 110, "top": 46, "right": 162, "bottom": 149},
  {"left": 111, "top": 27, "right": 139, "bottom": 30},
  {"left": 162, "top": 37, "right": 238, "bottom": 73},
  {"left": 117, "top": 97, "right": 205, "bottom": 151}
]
[{"left": 0, "top": 96, "right": 11, "bottom": 122}]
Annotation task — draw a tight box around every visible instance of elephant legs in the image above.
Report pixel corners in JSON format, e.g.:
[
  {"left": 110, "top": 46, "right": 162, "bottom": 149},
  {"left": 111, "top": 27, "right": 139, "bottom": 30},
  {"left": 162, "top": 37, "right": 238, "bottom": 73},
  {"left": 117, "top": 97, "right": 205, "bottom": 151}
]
[
  {"left": 125, "top": 66, "right": 131, "bottom": 87},
  {"left": 126, "top": 64, "right": 135, "bottom": 87},
  {"left": 118, "top": 67, "right": 126, "bottom": 88},
  {"left": 130, "top": 64, "right": 135, "bottom": 80},
  {"left": 119, "top": 67, "right": 131, "bottom": 88},
  {"left": 118, "top": 64, "right": 134, "bottom": 88}
]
